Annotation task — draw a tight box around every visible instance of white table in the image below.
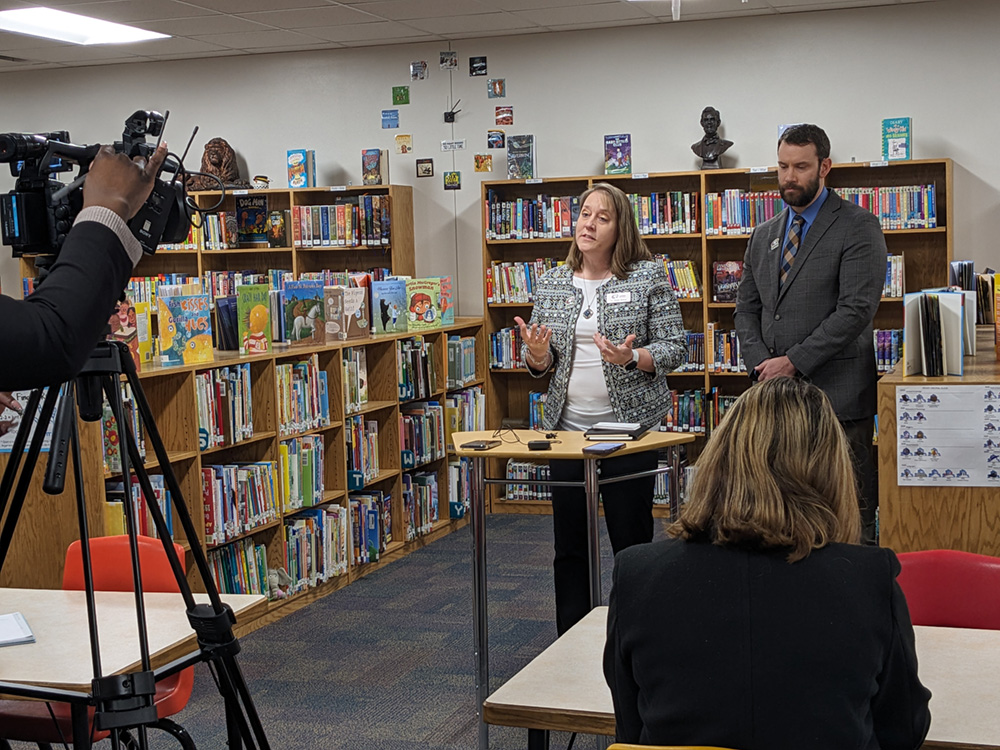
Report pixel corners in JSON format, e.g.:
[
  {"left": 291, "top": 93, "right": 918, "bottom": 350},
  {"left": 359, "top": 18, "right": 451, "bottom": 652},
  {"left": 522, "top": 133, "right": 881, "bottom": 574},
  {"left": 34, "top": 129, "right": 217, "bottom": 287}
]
[{"left": 484, "top": 606, "right": 1000, "bottom": 749}]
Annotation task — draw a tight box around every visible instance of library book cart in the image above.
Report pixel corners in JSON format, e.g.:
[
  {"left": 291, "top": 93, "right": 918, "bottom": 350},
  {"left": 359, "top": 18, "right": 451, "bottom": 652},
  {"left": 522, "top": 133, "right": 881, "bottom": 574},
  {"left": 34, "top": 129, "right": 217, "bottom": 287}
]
[
  {"left": 482, "top": 158, "right": 952, "bottom": 515},
  {"left": 5, "top": 182, "right": 486, "bottom": 636}
]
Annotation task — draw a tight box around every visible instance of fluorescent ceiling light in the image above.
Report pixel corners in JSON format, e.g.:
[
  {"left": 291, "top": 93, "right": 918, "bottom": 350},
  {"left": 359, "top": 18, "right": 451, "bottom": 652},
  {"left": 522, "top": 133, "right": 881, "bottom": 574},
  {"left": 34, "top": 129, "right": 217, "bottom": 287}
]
[{"left": 0, "top": 7, "right": 169, "bottom": 45}]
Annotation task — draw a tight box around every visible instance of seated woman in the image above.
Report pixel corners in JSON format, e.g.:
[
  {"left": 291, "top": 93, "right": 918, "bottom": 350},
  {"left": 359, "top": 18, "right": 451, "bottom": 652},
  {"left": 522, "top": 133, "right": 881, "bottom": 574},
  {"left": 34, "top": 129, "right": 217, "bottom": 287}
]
[{"left": 603, "top": 377, "right": 931, "bottom": 750}]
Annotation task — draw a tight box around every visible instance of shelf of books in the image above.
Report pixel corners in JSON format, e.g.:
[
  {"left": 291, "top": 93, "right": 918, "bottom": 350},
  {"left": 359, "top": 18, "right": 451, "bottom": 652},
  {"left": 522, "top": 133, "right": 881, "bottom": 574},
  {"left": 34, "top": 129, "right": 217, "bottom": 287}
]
[
  {"left": 8, "top": 184, "right": 490, "bottom": 632},
  {"left": 481, "top": 159, "right": 952, "bottom": 515}
]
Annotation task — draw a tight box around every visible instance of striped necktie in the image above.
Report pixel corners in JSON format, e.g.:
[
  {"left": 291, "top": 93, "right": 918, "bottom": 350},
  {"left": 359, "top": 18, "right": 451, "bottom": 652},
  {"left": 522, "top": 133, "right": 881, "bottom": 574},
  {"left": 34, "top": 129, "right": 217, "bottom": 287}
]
[{"left": 780, "top": 214, "right": 805, "bottom": 287}]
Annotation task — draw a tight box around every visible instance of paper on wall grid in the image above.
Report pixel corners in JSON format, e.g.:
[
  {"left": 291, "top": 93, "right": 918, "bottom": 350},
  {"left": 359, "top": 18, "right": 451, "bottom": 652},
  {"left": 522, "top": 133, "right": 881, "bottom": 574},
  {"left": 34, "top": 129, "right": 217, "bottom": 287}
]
[{"left": 896, "top": 385, "right": 1000, "bottom": 486}]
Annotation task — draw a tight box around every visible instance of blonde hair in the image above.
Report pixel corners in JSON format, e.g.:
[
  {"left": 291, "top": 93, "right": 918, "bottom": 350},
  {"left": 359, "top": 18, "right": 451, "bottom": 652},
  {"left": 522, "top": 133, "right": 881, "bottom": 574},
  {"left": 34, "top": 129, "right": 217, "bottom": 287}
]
[
  {"left": 565, "top": 182, "right": 651, "bottom": 279},
  {"left": 669, "top": 377, "right": 861, "bottom": 561}
]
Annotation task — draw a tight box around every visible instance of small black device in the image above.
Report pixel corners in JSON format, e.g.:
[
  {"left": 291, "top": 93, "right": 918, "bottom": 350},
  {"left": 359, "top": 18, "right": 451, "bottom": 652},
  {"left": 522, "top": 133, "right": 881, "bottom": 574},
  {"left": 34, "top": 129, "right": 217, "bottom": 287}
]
[
  {"left": 582, "top": 442, "right": 626, "bottom": 456},
  {"left": 460, "top": 439, "right": 501, "bottom": 451},
  {"left": 527, "top": 440, "right": 551, "bottom": 451}
]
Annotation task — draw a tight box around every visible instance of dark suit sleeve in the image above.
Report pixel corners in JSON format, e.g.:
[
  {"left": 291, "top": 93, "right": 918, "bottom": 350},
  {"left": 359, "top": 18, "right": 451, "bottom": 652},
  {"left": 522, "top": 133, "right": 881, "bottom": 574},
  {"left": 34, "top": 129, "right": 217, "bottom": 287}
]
[
  {"left": 0, "top": 221, "right": 133, "bottom": 390},
  {"left": 604, "top": 552, "right": 643, "bottom": 742},
  {"left": 785, "top": 209, "right": 887, "bottom": 377},
  {"left": 871, "top": 553, "right": 932, "bottom": 750},
  {"left": 733, "top": 231, "right": 768, "bottom": 371}
]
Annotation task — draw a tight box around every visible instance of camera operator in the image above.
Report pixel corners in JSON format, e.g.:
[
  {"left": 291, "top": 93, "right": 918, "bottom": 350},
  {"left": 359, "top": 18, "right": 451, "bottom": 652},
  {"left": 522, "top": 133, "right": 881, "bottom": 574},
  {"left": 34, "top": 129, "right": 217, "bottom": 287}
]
[{"left": 0, "top": 142, "right": 167, "bottom": 391}]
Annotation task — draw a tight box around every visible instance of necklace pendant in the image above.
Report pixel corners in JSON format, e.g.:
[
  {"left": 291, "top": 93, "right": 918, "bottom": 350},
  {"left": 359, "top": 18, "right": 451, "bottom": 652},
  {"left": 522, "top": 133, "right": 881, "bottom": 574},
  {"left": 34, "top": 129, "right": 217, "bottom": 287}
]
[{"left": 583, "top": 307, "right": 593, "bottom": 319}]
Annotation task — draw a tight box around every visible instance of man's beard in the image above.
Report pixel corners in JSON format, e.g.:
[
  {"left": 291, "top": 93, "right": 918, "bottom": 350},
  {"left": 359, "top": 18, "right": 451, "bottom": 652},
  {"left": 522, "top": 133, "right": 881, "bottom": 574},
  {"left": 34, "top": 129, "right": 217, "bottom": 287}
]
[{"left": 780, "top": 175, "right": 820, "bottom": 208}]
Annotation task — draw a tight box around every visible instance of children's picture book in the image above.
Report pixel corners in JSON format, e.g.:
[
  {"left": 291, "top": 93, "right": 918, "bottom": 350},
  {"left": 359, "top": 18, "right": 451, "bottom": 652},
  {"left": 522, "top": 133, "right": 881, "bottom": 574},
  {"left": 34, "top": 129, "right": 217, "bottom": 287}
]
[
  {"left": 474, "top": 154, "right": 492, "bottom": 173},
  {"left": 238, "top": 283, "right": 272, "bottom": 354},
  {"left": 410, "top": 60, "right": 428, "bottom": 80},
  {"left": 882, "top": 117, "right": 912, "bottom": 161},
  {"left": 469, "top": 55, "right": 487, "bottom": 76},
  {"left": 324, "top": 285, "right": 346, "bottom": 341},
  {"left": 235, "top": 194, "right": 269, "bottom": 245},
  {"left": 267, "top": 210, "right": 288, "bottom": 248},
  {"left": 395, "top": 134, "right": 412, "bottom": 154},
  {"left": 712, "top": 260, "right": 744, "bottom": 303},
  {"left": 437, "top": 275, "right": 455, "bottom": 326},
  {"left": 440, "top": 50, "right": 458, "bottom": 70},
  {"left": 342, "top": 286, "right": 371, "bottom": 340},
  {"left": 381, "top": 109, "right": 399, "bottom": 129},
  {"left": 362, "top": 148, "right": 389, "bottom": 185},
  {"left": 604, "top": 133, "right": 632, "bottom": 175},
  {"left": 283, "top": 279, "right": 326, "bottom": 347},
  {"left": 371, "top": 278, "right": 408, "bottom": 335},
  {"left": 215, "top": 295, "right": 239, "bottom": 350},
  {"left": 487, "top": 78, "right": 506, "bottom": 98},
  {"left": 392, "top": 85, "right": 410, "bottom": 105},
  {"left": 287, "top": 149, "right": 315, "bottom": 188},
  {"left": 405, "top": 278, "right": 442, "bottom": 332},
  {"left": 444, "top": 171, "right": 461, "bottom": 190},
  {"left": 416, "top": 159, "right": 434, "bottom": 178},
  {"left": 487, "top": 129, "right": 505, "bottom": 149},
  {"left": 507, "top": 134, "right": 535, "bottom": 180},
  {"left": 107, "top": 296, "right": 152, "bottom": 371},
  {"left": 157, "top": 284, "right": 213, "bottom": 366},
  {"left": 495, "top": 106, "right": 513, "bottom": 126}
]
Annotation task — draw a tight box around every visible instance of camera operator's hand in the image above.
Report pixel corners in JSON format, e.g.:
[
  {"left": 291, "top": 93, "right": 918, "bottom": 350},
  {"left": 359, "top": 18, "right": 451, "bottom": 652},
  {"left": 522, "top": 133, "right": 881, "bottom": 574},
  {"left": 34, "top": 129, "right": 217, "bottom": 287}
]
[{"left": 83, "top": 142, "right": 168, "bottom": 221}]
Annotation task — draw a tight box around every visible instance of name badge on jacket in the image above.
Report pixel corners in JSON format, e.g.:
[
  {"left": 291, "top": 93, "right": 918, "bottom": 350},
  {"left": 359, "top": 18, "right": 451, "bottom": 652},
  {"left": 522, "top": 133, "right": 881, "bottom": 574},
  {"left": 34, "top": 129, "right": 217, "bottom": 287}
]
[
  {"left": 770, "top": 238, "right": 780, "bottom": 251},
  {"left": 606, "top": 291, "right": 631, "bottom": 304}
]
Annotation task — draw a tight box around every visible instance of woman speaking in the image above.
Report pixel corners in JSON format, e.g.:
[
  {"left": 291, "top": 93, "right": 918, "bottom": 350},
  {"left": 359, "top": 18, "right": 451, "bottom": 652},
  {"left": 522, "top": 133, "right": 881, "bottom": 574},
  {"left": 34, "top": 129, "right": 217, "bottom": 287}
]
[{"left": 514, "top": 182, "right": 686, "bottom": 634}]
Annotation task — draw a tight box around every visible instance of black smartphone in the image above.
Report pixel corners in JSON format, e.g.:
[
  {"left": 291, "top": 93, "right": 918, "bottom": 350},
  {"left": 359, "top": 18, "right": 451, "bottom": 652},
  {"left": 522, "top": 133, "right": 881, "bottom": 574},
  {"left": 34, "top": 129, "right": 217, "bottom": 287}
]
[
  {"left": 460, "top": 439, "right": 502, "bottom": 451},
  {"left": 582, "top": 442, "right": 625, "bottom": 456}
]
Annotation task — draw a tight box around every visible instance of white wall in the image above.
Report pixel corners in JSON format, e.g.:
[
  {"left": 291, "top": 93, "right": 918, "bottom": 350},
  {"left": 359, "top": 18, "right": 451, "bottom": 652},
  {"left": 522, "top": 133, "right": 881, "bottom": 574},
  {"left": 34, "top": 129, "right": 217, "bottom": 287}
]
[{"left": 2, "top": 0, "right": 998, "bottom": 311}]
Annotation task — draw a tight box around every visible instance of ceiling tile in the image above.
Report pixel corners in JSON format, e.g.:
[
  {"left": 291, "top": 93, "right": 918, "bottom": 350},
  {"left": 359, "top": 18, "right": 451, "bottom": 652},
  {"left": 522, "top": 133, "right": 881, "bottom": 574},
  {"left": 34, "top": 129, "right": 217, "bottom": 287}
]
[
  {"left": 241, "top": 5, "right": 383, "bottom": 29},
  {"left": 142, "top": 15, "right": 269, "bottom": 36},
  {"left": 354, "top": 0, "right": 495, "bottom": 21},
  {"left": 303, "top": 20, "right": 435, "bottom": 42},
  {"left": 515, "top": 2, "right": 648, "bottom": 26},
  {"left": 188, "top": 28, "right": 322, "bottom": 50},
  {"left": 110, "top": 35, "right": 231, "bottom": 55},
  {"left": 404, "top": 12, "right": 535, "bottom": 34},
  {"left": 179, "top": 0, "right": 331, "bottom": 11}
]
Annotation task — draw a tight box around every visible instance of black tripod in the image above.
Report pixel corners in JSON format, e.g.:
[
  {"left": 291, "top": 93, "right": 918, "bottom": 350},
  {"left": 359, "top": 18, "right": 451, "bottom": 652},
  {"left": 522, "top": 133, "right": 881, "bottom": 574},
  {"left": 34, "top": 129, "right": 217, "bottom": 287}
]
[{"left": 0, "top": 340, "right": 271, "bottom": 750}]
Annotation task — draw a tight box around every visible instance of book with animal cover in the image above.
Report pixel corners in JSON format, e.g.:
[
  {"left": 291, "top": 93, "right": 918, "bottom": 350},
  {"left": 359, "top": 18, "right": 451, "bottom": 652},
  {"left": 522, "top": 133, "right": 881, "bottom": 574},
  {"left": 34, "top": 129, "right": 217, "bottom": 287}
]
[
  {"left": 712, "top": 260, "right": 743, "bottom": 303},
  {"left": 282, "top": 279, "right": 325, "bottom": 347},
  {"left": 157, "top": 285, "right": 214, "bottom": 366},
  {"left": 371, "top": 278, "right": 408, "bottom": 335},
  {"left": 235, "top": 194, "right": 268, "bottom": 246},
  {"left": 437, "top": 275, "right": 455, "bottom": 326},
  {"left": 584, "top": 421, "right": 650, "bottom": 441},
  {"left": 362, "top": 148, "right": 389, "bottom": 186},
  {"left": 405, "top": 278, "right": 442, "bottom": 332},
  {"left": 267, "top": 210, "right": 288, "bottom": 248},
  {"left": 604, "top": 133, "right": 632, "bottom": 175},
  {"left": 287, "top": 148, "right": 315, "bottom": 188},
  {"left": 342, "top": 286, "right": 371, "bottom": 341},
  {"left": 882, "top": 117, "right": 912, "bottom": 161},
  {"left": 237, "top": 283, "right": 272, "bottom": 354},
  {"left": 507, "top": 134, "right": 535, "bottom": 180}
]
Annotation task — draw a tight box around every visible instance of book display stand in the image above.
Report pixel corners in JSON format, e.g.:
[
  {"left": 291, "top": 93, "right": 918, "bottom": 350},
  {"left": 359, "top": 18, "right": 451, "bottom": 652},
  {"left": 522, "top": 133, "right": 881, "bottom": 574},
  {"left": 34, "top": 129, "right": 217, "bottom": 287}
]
[{"left": 0, "top": 341, "right": 269, "bottom": 749}]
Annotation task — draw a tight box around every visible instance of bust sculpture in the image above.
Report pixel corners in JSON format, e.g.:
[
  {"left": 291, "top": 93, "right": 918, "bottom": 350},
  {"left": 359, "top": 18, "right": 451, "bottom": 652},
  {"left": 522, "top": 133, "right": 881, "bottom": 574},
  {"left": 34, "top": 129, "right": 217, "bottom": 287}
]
[
  {"left": 187, "top": 137, "right": 250, "bottom": 191},
  {"left": 691, "top": 106, "right": 734, "bottom": 169}
]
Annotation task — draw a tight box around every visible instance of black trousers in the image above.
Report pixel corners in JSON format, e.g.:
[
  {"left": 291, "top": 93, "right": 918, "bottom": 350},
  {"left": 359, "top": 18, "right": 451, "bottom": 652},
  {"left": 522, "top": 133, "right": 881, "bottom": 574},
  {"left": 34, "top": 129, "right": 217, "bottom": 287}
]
[
  {"left": 841, "top": 416, "right": 878, "bottom": 545},
  {"left": 550, "top": 450, "right": 657, "bottom": 635}
]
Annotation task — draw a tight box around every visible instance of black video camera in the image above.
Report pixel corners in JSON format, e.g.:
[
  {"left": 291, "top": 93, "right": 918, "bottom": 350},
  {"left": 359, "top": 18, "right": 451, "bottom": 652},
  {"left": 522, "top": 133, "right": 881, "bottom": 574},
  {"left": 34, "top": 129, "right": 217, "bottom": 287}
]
[{"left": 0, "top": 110, "right": 193, "bottom": 258}]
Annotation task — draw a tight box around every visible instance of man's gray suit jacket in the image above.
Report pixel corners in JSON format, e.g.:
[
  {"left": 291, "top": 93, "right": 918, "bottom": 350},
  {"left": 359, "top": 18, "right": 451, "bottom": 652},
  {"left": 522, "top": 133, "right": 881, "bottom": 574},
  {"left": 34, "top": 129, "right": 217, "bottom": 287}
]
[{"left": 734, "top": 189, "right": 888, "bottom": 421}]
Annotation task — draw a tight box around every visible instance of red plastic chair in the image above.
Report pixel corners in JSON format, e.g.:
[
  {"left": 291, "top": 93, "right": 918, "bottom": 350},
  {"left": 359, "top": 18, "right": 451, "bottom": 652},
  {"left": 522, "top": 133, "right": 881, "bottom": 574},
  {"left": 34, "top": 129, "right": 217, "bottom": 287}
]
[
  {"left": 896, "top": 549, "right": 1000, "bottom": 630},
  {"left": 0, "top": 536, "right": 195, "bottom": 748}
]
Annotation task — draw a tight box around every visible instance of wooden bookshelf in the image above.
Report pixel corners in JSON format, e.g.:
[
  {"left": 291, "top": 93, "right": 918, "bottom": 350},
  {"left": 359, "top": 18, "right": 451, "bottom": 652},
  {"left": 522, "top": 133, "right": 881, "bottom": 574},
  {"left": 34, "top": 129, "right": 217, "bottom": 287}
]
[
  {"left": 7, "top": 183, "right": 489, "bottom": 632},
  {"left": 482, "top": 159, "right": 953, "bottom": 514}
]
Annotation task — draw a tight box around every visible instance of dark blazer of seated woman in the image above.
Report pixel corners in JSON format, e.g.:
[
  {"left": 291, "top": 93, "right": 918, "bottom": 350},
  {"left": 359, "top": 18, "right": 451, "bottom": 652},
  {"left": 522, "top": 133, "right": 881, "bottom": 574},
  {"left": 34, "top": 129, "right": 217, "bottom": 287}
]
[{"left": 603, "top": 377, "right": 931, "bottom": 750}]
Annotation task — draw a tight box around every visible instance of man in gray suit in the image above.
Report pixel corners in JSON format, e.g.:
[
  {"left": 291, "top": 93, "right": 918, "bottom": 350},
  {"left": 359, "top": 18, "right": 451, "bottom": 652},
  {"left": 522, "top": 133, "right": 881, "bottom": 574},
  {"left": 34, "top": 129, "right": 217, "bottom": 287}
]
[{"left": 735, "top": 124, "right": 887, "bottom": 543}]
